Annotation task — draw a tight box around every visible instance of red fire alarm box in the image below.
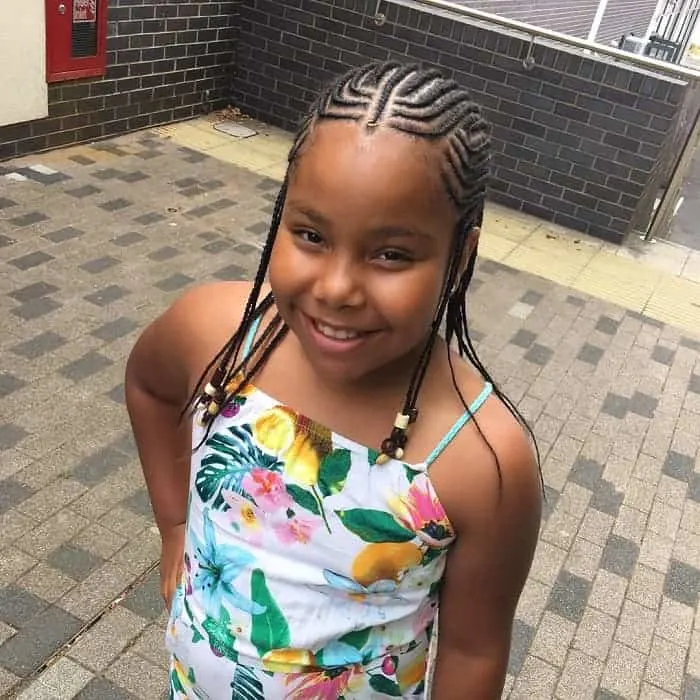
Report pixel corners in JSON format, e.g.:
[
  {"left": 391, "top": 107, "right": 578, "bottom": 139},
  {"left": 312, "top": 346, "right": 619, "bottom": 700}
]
[{"left": 45, "top": 0, "right": 108, "bottom": 83}]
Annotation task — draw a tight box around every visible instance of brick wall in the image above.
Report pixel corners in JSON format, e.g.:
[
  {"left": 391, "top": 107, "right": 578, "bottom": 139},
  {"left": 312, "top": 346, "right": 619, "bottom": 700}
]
[
  {"left": 0, "top": 0, "right": 239, "bottom": 161},
  {"left": 455, "top": 0, "right": 658, "bottom": 44},
  {"left": 232, "top": 0, "right": 687, "bottom": 244}
]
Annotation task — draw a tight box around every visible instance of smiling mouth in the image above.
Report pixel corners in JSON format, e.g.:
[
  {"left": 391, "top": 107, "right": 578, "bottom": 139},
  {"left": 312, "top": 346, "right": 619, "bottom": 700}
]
[{"left": 307, "top": 316, "right": 374, "bottom": 342}]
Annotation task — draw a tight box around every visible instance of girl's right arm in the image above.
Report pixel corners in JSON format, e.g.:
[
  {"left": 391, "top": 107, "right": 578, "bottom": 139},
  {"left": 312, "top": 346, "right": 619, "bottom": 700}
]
[{"left": 124, "top": 282, "right": 251, "bottom": 607}]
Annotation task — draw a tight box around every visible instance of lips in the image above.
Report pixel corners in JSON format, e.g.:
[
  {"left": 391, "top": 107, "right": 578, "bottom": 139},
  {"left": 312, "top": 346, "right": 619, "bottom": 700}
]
[
  {"left": 302, "top": 313, "right": 377, "bottom": 354},
  {"left": 314, "top": 320, "right": 362, "bottom": 341}
]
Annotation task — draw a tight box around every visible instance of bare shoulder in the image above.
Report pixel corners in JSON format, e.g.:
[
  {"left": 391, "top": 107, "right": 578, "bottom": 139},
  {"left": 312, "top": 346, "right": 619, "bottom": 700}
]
[
  {"left": 429, "top": 374, "right": 542, "bottom": 537},
  {"left": 125, "top": 281, "right": 255, "bottom": 402}
]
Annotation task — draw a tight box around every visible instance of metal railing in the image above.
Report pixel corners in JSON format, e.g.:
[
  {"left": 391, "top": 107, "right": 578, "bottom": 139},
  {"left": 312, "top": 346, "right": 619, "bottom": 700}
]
[{"left": 373, "top": 0, "right": 700, "bottom": 83}]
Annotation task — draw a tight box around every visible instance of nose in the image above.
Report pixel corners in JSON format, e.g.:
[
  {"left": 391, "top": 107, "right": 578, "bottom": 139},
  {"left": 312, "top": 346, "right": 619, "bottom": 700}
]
[{"left": 312, "top": 255, "right": 364, "bottom": 309}]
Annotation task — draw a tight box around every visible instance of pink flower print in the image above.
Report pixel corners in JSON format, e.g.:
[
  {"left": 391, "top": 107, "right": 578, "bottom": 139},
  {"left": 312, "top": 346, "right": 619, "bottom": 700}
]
[
  {"left": 242, "top": 468, "right": 292, "bottom": 511},
  {"left": 392, "top": 478, "right": 455, "bottom": 546},
  {"left": 273, "top": 515, "right": 319, "bottom": 545},
  {"left": 221, "top": 401, "right": 241, "bottom": 418},
  {"left": 285, "top": 666, "right": 363, "bottom": 699}
]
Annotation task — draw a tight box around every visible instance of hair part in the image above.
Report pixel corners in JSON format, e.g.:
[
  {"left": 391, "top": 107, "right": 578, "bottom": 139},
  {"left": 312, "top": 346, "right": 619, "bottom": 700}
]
[{"left": 188, "top": 61, "right": 540, "bottom": 481}]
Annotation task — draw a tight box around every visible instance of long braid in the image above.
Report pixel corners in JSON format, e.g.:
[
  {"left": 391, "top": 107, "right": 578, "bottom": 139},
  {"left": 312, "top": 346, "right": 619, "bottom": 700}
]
[{"left": 190, "top": 61, "right": 538, "bottom": 475}]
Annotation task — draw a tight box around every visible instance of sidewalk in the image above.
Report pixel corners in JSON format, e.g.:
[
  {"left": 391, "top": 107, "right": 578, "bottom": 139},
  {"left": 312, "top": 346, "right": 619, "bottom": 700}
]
[{"left": 0, "top": 119, "right": 699, "bottom": 699}]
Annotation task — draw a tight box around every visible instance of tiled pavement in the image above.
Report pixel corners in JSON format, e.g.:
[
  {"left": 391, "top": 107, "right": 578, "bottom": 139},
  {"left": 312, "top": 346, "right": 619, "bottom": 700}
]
[{"left": 1, "top": 129, "right": 700, "bottom": 699}]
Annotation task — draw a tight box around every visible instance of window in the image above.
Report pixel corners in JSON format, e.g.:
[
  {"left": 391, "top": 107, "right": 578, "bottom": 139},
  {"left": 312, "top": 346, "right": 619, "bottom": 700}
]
[{"left": 46, "top": 0, "right": 108, "bottom": 83}]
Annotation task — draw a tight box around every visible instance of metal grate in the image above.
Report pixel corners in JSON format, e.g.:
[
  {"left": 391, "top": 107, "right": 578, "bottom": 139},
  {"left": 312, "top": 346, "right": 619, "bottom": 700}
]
[{"left": 72, "top": 20, "right": 97, "bottom": 58}]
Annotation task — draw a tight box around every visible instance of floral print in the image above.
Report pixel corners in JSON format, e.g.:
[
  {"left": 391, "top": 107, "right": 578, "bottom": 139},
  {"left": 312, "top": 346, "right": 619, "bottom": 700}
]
[{"left": 167, "top": 382, "right": 457, "bottom": 699}]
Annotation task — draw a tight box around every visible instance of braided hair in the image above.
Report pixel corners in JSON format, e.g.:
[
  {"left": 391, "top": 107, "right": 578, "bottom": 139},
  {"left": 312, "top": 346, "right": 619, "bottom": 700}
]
[{"left": 189, "top": 61, "right": 538, "bottom": 473}]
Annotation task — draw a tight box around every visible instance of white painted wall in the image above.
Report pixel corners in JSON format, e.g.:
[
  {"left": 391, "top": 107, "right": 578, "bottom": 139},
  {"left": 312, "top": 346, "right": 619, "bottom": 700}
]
[{"left": 0, "top": 0, "right": 48, "bottom": 127}]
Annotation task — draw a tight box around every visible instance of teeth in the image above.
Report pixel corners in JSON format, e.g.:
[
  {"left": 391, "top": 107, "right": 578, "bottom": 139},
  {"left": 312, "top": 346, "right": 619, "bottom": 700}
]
[{"left": 316, "top": 322, "right": 360, "bottom": 341}]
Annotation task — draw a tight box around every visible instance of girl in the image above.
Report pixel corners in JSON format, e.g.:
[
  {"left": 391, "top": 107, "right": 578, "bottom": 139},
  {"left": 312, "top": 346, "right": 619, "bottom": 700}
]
[{"left": 126, "top": 62, "right": 542, "bottom": 699}]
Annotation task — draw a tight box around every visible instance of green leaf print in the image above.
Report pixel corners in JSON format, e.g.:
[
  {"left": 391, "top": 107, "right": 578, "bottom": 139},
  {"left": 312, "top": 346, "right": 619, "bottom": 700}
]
[
  {"left": 286, "top": 484, "right": 320, "bottom": 515},
  {"left": 171, "top": 666, "right": 185, "bottom": 694},
  {"left": 250, "top": 569, "right": 290, "bottom": 656},
  {"left": 201, "top": 606, "right": 238, "bottom": 662},
  {"left": 367, "top": 448, "right": 380, "bottom": 465},
  {"left": 197, "top": 425, "right": 281, "bottom": 508},
  {"left": 335, "top": 509, "right": 415, "bottom": 543},
  {"left": 317, "top": 449, "right": 352, "bottom": 497},
  {"left": 231, "top": 664, "right": 264, "bottom": 700},
  {"left": 369, "top": 675, "right": 402, "bottom": 696},
  {"left": 404, "top": 464, "right": 422, "bottom": 483},
  {"left": 338, "top": 627, "right": 371, "bottom": 650}
]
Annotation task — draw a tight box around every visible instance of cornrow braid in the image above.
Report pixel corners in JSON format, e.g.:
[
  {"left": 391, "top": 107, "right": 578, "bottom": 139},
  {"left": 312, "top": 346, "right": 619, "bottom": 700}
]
[{"left": 189, "top": 61, "right": 538, "bottom": 476}]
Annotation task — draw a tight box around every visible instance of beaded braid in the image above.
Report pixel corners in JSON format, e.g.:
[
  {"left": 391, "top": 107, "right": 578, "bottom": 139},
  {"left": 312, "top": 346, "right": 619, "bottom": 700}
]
[{"left": 189, "top": 61, "right": 537, "bottom": 470}]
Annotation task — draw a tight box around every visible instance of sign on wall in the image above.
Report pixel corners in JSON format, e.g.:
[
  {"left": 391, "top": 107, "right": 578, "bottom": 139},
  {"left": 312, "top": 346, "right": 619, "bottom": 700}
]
[{"left": 73, "top": 0, "right": 97, "bottom": 23}]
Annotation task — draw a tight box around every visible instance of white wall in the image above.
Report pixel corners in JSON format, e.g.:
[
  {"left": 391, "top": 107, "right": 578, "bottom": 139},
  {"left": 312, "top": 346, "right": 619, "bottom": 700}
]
[{"left": 0, "top": 0, "right": 48, "bottom": 127}]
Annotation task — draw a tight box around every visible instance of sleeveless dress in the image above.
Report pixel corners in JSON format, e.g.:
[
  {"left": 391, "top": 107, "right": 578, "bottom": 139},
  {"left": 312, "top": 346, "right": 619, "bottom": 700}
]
[{"left": 166, "top": 318, "right": 493, "bottom": 699}]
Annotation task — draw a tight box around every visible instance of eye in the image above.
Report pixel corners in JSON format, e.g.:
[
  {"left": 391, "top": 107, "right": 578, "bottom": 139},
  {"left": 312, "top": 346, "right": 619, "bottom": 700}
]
[
  {"left": 294, "top": 229, "right": 324, "bottom": 246},
  {"left": 376, "top": 249, "right": 413, "bottom": 263}
]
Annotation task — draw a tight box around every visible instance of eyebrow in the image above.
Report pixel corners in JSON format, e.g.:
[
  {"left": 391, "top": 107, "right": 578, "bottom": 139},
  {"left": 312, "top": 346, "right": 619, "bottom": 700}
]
[{"left": 286, "top": 202, "right": 435, "bottom": 241}]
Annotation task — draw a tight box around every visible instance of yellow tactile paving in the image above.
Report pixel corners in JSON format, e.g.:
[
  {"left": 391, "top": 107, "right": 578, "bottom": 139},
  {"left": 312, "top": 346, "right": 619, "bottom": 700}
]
[{"left": 167, "top": 116, "right": 700, "bottom": 337}]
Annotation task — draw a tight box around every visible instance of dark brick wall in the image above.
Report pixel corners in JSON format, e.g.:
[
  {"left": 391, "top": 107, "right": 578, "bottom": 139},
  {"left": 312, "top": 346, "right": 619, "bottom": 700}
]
[
  {"left": 232, "top": 0, "right": 687, "bottom": 244},
  {"left": 455, "top": 0, "right": 658, "bottom": 44},
  {"left": 0, "top": 0, "right": 239, "bottom": 161}
]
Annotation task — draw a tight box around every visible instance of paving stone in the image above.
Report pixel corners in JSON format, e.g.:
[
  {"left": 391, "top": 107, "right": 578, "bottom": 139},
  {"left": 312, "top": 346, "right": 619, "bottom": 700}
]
[
  {"left": 510, "top": 655, "right": 558, "bottom": 697},
  {"left": 596, "top": 315, "right": 620, "bottom": 335},
  {"left": 154, "top": 273, "right": 194, "bottom": 292},
  {"left": 72, "top": 447, "right": 130, "bottom": 487},
  {"left": 590, "top": 480, "right": 623, "bottom": 517},
  {"left": 212, "top": 263, "right": 246, "bottom": 281},
  {"left": 508, "top": 619, "right": 535, "bottom": 675},
  {"left": 0, "top": 233, "right": 17, "bottom": 247},
  {"left": 8, "top": 282, "right": 59, "bottom": 303},
  {"left": 111, "top": 232, "right": 146, "bottom": 247},
  {"left": 84, "top": 284, "right": 130, "bottom": 306},
  {"left": 600, "top": 641, "right": 646, "bottom": 698},
  {"left": 47, "top": 544, "right": 105, "bottom": 582},
  {"left": 11, "top": 331, "right": 67, "bottom": 359},
  {"left": 74, "top": 676, "right": 135, "bottom": 699},
  {"left": 601, "top": 392, "right": 629, "bottom": 419},
  {"left": 9, "top": 251, "right": 54, "bottom": 270},
  {"left": 66, "top": 184, "right": 100, "bottom": 197},
  {"left": 67, "top": 606, "right": 148, "bottom": 673},
  {"left": 120, "top": 569, "right": 162, "bottom": 620},
  {"left": 664, "top": 559, "right": 700, "bottom": 607},
  {"left": 578, "top": 343, "right": 605, "bottom": 365},
  {"left": 689, "top": 373, "right": 700, "bottom": 395},
  {"left": 147, "top": 245, "right": 181, "bottom": 261},
  {"left": 646, "top": 634, "right": 686, "bottom": 695},
  {"left": 59, "top": 351, "right": 113, "bottom": 381},
  {"left": 546, "top": 570, "right": 591, "bottom": 623},
  {"left": 0, "top": 585, "right": 49, "bottom": 628},
  {"left": 80, "top": 256, "right": 120, "bottom": 274},
  {"left": 663, "top": 450, "right": 695, "bottom": 482},
  {"left": 629, "top": 391, "right": 659, "bottom": 419},
  {"left": 29, "top": 656, "right": 93, "bottom": 698},
  {"left": 0, "top": 374, "right": 26, "bottom": 399},
  {"left": 529, "top": 610, "right": 576, "bottom": 667},
  {"left": 0, "top": 480, "right": 34, "bottom": 515},
  {"left": 91, "top": 317, "right": 139, "bottom": 343},
  {"left": 557, "top": 649, "right": 603, "bottom": 698},
  {"left": 0, "top": 423, "right": 28, "bottom": 450},
  {"left": 42, "top": 226, "right": 84, "bottom": 243},
  {"left": 524, "top": 343, "right": 553, "bottom": 366},
  {"left": 122, "top": 489, "right": 152, "bottom": 518},
  {"left": 103, "top": 651, "right": 167, "bottom": 699},
  {"left": 651, "top": 344, "right": 676, "bottom": 366},
  {"left": 134, "top": 211, "right": 166, "bottom": 225},
  {"left": 10, "top": 211, "right": 49, "bottom": 227},
  {"left": 118, "top": 170, "right": 149, "bottom": 184},
  {"left": 202, "top": 239, "right": 232, "bottom": 254},
  {"left": 0, "top": 605, "right": 83, "bottom": 677},
  {"left": 684, "top": 676, "right": 700, "bottom": 700},
  {"left": 11, "top": 296, "right": 62, "bottom": 320},
  {"left": 601, "top": 534, "right": 639, "bottom": 579},
  {"left": 0, "top": 196, "right": 17, "bottom": 209}
]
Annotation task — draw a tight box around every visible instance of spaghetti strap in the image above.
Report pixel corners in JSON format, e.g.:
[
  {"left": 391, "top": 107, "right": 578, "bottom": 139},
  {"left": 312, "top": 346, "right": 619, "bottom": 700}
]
[
  {"left": 425, "top": 383, "right": 493, "bottom": 466},
  {"left": 242, "top": 314, "right": 263, "bottom": 357}
]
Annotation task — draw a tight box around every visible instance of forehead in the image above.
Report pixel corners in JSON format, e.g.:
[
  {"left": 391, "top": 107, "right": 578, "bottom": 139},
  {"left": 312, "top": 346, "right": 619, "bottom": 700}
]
[{"left": 286, "top": 121, "right": 457, "bottom": 233}]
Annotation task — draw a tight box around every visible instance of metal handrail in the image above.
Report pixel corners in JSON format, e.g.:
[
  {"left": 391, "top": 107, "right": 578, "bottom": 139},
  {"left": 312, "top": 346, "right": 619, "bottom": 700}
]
[{"left": 375, "top": 0, "right": 700, "bottom": 82}]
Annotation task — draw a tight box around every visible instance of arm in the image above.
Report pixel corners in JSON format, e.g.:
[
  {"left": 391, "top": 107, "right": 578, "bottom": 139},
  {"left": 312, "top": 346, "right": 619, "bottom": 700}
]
[
  {"left": 124, "top": 281, "right": 250, "bottom": 606},
  {"left": 430, "top": 426, "right": 542, "bottom": 699}
]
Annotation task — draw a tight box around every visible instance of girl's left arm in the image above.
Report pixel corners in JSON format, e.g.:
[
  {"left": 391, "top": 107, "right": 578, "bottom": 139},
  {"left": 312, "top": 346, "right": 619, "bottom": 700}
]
[{"left": 429, "top": 425, "right": 542, "bottom": 699}]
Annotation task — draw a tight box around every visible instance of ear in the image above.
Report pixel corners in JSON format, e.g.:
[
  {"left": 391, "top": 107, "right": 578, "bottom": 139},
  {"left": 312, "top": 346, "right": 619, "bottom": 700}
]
[{"left": 459, "top": 226, "right": 480, "bottom": 275}]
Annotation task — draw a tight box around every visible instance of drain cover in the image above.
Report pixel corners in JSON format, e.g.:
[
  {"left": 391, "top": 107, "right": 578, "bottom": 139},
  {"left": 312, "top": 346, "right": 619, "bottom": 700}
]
[{"left": 214, "top": 121, "right": 258, "bottom": 139}]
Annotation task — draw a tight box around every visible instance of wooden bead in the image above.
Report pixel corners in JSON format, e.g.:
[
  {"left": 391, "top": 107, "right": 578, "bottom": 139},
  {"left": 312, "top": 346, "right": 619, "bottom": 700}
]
[
  {"left": 375, "top": 453, "right": 391, "bottom": 465},
  {"left": 394, "top": 448, "right": 404, "bottom": 460}
]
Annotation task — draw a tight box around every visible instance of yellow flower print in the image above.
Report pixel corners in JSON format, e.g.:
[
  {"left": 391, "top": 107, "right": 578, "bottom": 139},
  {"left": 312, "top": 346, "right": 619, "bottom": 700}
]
[
  {"left": 284, "top": 433, "right": 320, "bottom": 487},
  {"left": 240, "top": 503, "right": 257, "bottom": 528},
  {"left": 351, "top": 542, "right": 423, "bottom": 588},
  {"left": 397, "top": 651, "right": 427, "bottom": 691},
  {"left": 254, "top": 406, "right": 297, "bottom": 455},
  {"left": 263, "top": 648, "right": 317, "bottom": 673},
  {"left": 224, "top": 371, "right": 255, "bottom": 397}
]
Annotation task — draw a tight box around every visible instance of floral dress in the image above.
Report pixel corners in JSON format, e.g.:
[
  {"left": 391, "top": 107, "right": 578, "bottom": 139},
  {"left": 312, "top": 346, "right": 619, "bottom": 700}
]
[{"left": 166, "top": 321, "right": 493, "bottom": 699}]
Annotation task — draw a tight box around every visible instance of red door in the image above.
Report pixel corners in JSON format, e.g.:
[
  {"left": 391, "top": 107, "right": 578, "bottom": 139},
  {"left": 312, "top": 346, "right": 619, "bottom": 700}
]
[{"left": 45, "top": 0, "right": 108, "bottom": 83}]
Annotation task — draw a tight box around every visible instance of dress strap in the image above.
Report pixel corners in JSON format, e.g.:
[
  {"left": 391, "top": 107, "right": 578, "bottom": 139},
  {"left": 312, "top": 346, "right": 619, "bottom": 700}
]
[
  {"left": 425, "top": 383, "right": 493, "bottom": 467},
  {"left": 242, "top": 314, "right": 264, "bottom": 357}
]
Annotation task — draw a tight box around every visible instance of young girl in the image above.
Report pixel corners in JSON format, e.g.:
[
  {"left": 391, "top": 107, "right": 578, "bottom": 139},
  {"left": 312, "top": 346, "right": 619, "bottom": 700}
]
[{"left": 126, "top": 61, "right": 542, "bottom": 699}]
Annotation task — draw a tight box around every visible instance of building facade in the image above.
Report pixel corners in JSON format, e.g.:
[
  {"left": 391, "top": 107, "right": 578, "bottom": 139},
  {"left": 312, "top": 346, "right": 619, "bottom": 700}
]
[
  {"left": 462, "top": 0, "right": 659, "bottom": 44},
  {"left": 0, "top": 0, "right": 238, "bottom": 161}
]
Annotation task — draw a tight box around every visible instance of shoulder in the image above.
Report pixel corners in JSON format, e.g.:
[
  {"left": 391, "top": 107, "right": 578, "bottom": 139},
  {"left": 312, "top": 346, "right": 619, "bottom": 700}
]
[
  {"left": 429, "top": 370, "right": 542, "bottom": 539},
  {"left": 125, "top": 281, "right": 257, "bottom": 401}
]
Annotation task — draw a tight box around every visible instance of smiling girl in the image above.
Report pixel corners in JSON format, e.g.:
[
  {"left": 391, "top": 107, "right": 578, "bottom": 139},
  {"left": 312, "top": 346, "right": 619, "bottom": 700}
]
[{"left": 126, "top": 62, "right": 542, "bottom": 699}]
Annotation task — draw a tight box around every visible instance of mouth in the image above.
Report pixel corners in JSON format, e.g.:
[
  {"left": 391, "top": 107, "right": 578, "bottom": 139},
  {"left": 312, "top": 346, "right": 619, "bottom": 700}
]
[{"left": 302, "top": 313, "right": 377, "bottom": 352}]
